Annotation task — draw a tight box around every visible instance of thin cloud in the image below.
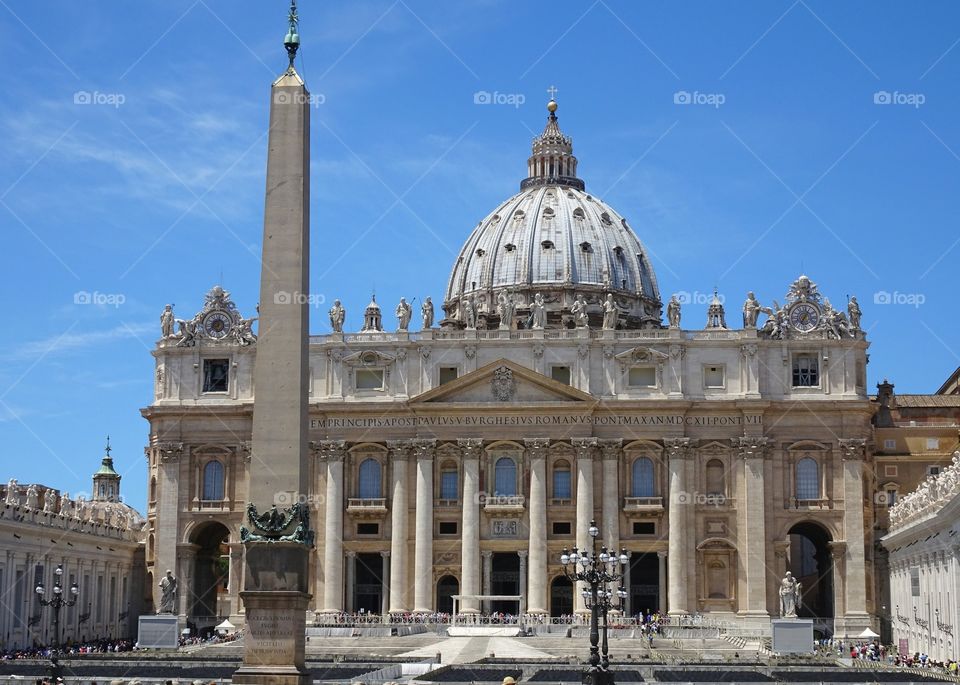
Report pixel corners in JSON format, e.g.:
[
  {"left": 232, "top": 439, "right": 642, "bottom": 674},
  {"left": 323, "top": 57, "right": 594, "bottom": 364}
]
[{"left": 2, "top": 322, "right": 154, "bottom": 363}]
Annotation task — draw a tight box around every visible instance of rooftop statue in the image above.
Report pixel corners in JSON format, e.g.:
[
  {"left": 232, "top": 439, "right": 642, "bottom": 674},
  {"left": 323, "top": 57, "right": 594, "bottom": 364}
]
[{"left": 329, "top": 299, "right": 345, "bottom": 333}]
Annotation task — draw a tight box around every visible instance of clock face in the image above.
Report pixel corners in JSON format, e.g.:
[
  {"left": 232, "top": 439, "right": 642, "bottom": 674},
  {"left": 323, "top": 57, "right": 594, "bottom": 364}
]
[
  {"left": 202, "top": 311, "right": 232, "bottom": 339},
  {"left": 789, "top": 303, "right": 820, "bottom": 332}
]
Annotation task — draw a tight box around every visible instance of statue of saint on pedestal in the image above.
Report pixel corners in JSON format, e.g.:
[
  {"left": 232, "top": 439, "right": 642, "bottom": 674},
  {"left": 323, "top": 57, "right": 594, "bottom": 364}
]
[
  {"left": 667, "top": 294, "right": 681, "bottom": 328},
  {"left": 742, "top": 292, "right": 761, "bottom": 328},
  {"left": 396, "top": 298, "right": 412, "bottom": 331},
  {"left": 158, "top": 569, "right": 178, "bottom": 614},
  {"left": 462, "top": 296, "right": 477, "bottom": 329},
  {"left": 160, "top": 305, "right": 176, "bottom": 338},
  {"left": 571, "top": 294, "right": 589, "bottom": 328},
  {"left": 329, "top": 299, "right": 345, "bottom": 333},
  {"left": 778, "top": 571, "right": 802, "bottom": 618},
  {"left": 602, "top": 294, "right": 619, "bottom": 330},
  {"left": 529, "top": 293, "right": 546, "bottom": 329},
  {"left": 421, "top": 297, "right": 434, "bottom": 329}
]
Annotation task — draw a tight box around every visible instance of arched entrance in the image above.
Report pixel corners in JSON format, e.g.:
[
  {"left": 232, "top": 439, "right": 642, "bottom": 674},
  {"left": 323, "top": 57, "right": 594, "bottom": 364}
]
[
  {"left": 787, "top": 521, "right": 833, "bottom": 620},
  {"left": 550, "top": 576, "right": 573, "bottom": 617},
  {"left": 437, "top": 575, "right": 458, "bottom": 615},
  {"left": 189, "top": 521, "right": 231, "bottom": 627}
]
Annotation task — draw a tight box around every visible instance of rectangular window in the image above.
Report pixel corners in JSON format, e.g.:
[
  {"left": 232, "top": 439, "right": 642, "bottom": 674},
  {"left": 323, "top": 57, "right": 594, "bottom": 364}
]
[
  {"left": 202, "top": 359, "right": 229, "bottom": 393},
  {"left": 438, "top": 521, "right": 458, "bottom": 536},
  {"left": 926, "top": 438, "right": 940, "bottom": 450},
  {"left": 885, "top": 489, "right": 897, "bottom": 506},
  {"left": 885, "top": 465, "right": 898, "bottom": 477},
  {"left": 704, "top": 365, "right": 724, "bottom": 388},
  {"left": 551, "top": 366, "right": 571, "bottom": 385},
  {"left": 792, "top": 354, "right": 819, "bottom": 387},
  {"left": 910, "top": 567, "right": 920, "bottom": 597},
  {"left": 883, "top": 439, "right": 897, "bottom": 451},
  {"left": 439, "top": 367, "right": 459, "bottom": 385},
  {"left": 928, "top": 465, "right": 941, "bottom": 476},
  {"left": 440, "top": 471, "right": 458, "bottom": 500},
  {"left": 628, "top": 366, "right": 656, "bottom": 387},
  {"left": 552, "top": 521, "right": 571, "bottom": 536},
  {"left": 633, "top": 521, "right": 655, "bottom": 535},
  {"left": 356, "top": 522, "right": 379, "bottom": 536},
  {"left": 553, "top": 469, "right": 572, "bottom": 499},
  {"left": 355, "top": 369, "right": 384, "bottom": 390}
]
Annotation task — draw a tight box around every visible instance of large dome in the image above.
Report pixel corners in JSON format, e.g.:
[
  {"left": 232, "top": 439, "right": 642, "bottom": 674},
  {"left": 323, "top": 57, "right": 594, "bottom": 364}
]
[{"left": 442, "top": 101, "right": 662, "bottom": 329}]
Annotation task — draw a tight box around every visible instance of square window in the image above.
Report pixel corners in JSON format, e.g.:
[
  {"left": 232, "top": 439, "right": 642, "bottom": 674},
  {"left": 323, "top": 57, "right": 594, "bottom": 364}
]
[
  {"left": 628, "top": 367, "right": 656, "bottom": 387},
  {"left": 928, "top": 465, "right": 941, "bottom": 476},
  {"left": 704, "top": 365, "right": 724, "bottom": 389},
  {"left": 551, "top": 366, "right": 571, "bottom": 385},
  {"left": 439, "top": 367, "right": 459, "bottom": 385},
  {"left": 356, "top": 369, "right": 384, "bottom": 390},
  {"left": 792, "top": 354, "right": 819, "bottom": 387},
  {"left": 438, "top": 521, "right": 458, "bottom": 536},
  {"left": 202, "top": 359, "right": 229, "bottom": 393},
  {"left": 883, "top": 439, "right": 896, "bottom": 451},
  {"left": 552, "top": 521, "right": 571, "bottom": 536},
  {"left": 633, "top": 521, "right": 655, "bottom": 535},
  {"left": 884, "top": 465, "right": 898, "bottom": 477},
  {"left": 926, "top": 438, "right": 939, "bottom": 450},
  {"left": 356, "top": 522, "right": 379, "bottom": 536}
]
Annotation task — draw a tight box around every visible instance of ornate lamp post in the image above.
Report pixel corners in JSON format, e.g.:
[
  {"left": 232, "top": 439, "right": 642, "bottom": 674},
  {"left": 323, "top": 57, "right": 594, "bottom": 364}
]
[
  {"left": 561, "top": 520, "right": 628, "bottom": 685},
  {"left": 35, "top": 564, "right": 79, "bottom": 649}
]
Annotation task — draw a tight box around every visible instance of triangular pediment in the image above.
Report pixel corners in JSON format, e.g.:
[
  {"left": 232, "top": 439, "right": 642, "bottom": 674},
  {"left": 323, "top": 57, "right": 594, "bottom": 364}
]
[{"left": 411, "top": 359, "right": 596, "bottom": 405}]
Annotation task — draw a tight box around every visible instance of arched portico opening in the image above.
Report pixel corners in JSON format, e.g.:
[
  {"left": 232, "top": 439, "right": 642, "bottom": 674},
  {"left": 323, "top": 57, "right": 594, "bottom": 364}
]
[
  {"left": 787, "top": 521, "right": 833, "bottom": 620},
  {"left": 550, "top": 576, "right": 573, "bottom": 617},
  {"left": 437, "top": 575, "right": 458, "bottom": 615},
  {"left": 189, "top": 521, "right": 231, "bottom": 630}
]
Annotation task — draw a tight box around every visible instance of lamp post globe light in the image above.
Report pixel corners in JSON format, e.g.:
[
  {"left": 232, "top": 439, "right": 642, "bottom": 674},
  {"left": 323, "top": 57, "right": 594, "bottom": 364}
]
[
  {"left": 561, "top": 520, "right": 629, "bottom": 685},
  {"left": 35, "top": 564, "right": 79, "bottom": 649}
]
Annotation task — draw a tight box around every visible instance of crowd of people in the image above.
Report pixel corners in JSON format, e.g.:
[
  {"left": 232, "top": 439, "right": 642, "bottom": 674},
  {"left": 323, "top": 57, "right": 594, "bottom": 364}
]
[
  {"left": 0, "top": 639, "right": 135, "bottom": 660},
  {"left": 818, "top": 638, "right": 959, "bottom": 676}
]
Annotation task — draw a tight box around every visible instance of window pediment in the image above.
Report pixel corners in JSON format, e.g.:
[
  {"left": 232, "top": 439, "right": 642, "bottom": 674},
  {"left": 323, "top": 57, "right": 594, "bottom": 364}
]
[
  {"left": 342, "top": 350, "right": 396, "bottom": 367},
  {"left": 614, "top": 346, "right": 668, "bottom": 368}
]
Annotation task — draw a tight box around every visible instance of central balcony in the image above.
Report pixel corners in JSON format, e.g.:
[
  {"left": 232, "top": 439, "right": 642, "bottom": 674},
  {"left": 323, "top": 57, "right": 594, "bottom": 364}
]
[
  {"left": 623, "top": 496, "right": 664, "bottom": 517},
  {"left": 482, "top": 494, "right": 525, "bottom": 516},
  {"left": 346, "top": 497, "right": 388, "bottom": 518}
]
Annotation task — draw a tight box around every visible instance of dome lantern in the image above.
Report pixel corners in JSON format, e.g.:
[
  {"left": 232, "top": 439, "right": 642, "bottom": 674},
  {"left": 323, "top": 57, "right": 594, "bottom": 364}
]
[{"left": 521, "top": 98, "right": 584, "bottom": 192}]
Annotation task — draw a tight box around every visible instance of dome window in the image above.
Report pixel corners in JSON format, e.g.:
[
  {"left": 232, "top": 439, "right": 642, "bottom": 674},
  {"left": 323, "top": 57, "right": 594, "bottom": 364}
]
[
  {"left": 621, "top": 218, "right": 630, "bottom": 229},
  {"left": 541, "top": 240, "right": 555, "bottom": 250},
  {"left": 543, "top": 207, "right": 555, "bottom": 218},
  {"left": 586, "top": 195, "right": 594, "bottom": 202},
  {"left": 580, "top": 241, "right": 593, "bottom": 253},
  {"left": 491, "top": 214, "right": 501, "bottom": 223},
  {"left": 572, "top": 207, "right": 585, "bottom": 220},
  {"left": 567, "top": 191, "right": 576, "bottom": 198},
  {"left": 601, "top": 212, "right": 613, "bottom": 225},
  {"left": 613, "top": 246, "right": 624, "bottom": 258},
  {"left": 513, "top": 209, "right": 525, "bottom": 220},
  {"left": 504, "top": 243, "right": 516, "bottom": 252},
  {"left": 476, "top": 248, "right": 486, "bottom": 257}
]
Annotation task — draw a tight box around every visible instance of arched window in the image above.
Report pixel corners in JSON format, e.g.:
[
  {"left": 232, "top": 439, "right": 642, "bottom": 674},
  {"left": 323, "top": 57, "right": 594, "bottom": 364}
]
[
  {"left": 440, "top": 462, "right": 458, "bottom": 501},
  {"left": 202, "top": 460, "right": 224, "bottom": 501},
  {"left": 358, "top": 459, "right": 382, "bottom": 499},
  {"left": 553, "top": 460, "right": 572, "bottom": 499},
  {"left": 705, "top": 459, "right": 725, "bottom": 496},
  {"left": 631, "top": 457, "right": 655, "bottom": 497},
  {"left": 149, "top": 477, "right": 157, "bottom": 502},
  {"left": 796, "top": 458, "right": 819, "bottom": 500},
  {"left": 494, "top": 457, "right": 517, "bottom": 496}
]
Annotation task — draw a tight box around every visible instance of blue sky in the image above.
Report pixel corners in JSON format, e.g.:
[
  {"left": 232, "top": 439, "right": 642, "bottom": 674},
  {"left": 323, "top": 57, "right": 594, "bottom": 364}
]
[{"left": 1, "top": 0, "right": 958, "bottom": 512}]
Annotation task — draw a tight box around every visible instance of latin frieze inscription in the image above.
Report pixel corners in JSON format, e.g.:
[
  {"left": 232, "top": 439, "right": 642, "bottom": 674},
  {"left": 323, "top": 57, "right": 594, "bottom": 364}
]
[{"left": 310, "top": 413, "right": 761, "bottom": 430}]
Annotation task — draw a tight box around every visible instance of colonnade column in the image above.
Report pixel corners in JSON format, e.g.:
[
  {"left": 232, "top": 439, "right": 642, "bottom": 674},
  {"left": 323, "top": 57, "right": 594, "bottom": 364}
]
[
  {"left": 345, "top": 551, "right": 356, "bottom": 613},
  {"left": 388, "top": 441, "right": 411, "bottom": 614},
  {"left": 412, "top": 440, "right": 436, "bottom": 613},
  {"left": 525, "top": 438, "right": 549, "bottom": 615},
  {"left": 481, "top": 551, "right": 493, "bottom": 615},
  {"left": 518, "top": 551, "right": 528, "bottom": 615},
  {"left": 573, "top": 438, "right": 597, "bottom": 615},
  {"left": 735, "top": 436, "right": 770, "bottom": 618},
  {"left": 320, "top": 440, "right": 346, "bottom": 613},
  {"left": 459, "top": 438, "right": 483, "bottom": 614},
  {"left": 380, "top": 551, "right": 390, "bottom": 617},
  {"left": 665, "top": 438, "right": 691, "bottom": 616},
  {"left": 839, "top": 438, "right": 870, "bottom": 630},
  {"left": 657, "top": 551, "right": 667, "bottom": 615},
  {"left": 599, "top": 440, "right": 622, "bottom": 554}
]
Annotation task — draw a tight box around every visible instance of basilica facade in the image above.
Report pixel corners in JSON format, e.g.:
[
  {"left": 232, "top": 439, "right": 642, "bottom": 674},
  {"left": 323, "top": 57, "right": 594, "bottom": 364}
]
[{"left": 143, "top": 101, "right": 878, "bottom": 637}]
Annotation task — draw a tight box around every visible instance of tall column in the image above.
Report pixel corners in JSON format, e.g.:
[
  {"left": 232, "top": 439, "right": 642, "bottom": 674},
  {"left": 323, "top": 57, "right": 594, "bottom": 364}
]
[
  {"left": 387, "top": 441, "right": 411, "bottom": 614},
  {"left": 320, "top": 441, "right": 346, "bottom": 613},
  {"left": 412, "top": 440, "right": 436, "bottom": 613},
  {"left": 518, "top": 551, "right": 528, "bottom": 615},
  {"left": 459, "top": 439, "right": 482, "bottom": 614},
  {"left": 525, "top": 438, "right": 549, "bottom": 615},
  {"left": 153, "top": 442, "right": 183, "bottom": 613},
  {"left": 839, "top": 438, "right": 870, "bottom": 631},
  {"left": 380, "top": 552, "right": 390, "bottom": 618},
  {"left": 345, "top": 551, "right": 356, "bottom": 613},
  {"left": 665, "top": 438, "right": 691, "bottom": 616},
  {"left": 734, "top": 436, "right": 770, "bottom": 618},
  {"left": 599, "top": 440, "right": 622, "bottom": 553},
  {"left": 481, "top": 551, "right": 493, "bottom": 615},
  {"left": 573, "top": 438, "right": 597, "bottom": 614},
  {"left": 657, "top": 551, "right": 667, "bottom": 615},
  {"left": 227, "top": 543, "right": 244, "bottom": 620}
]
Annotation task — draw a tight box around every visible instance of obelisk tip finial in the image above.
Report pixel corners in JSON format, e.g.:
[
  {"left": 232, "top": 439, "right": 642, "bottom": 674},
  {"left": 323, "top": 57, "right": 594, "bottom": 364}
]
[{"left": 283, "top": 0, "right": 300, "bottom": 70}]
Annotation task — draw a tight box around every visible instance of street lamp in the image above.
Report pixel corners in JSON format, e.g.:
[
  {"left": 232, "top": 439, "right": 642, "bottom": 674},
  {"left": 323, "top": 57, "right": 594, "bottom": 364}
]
[
  {"left": 35, "top": 564, "right": 79, "bottom": 649},
  {"left": 560, "top": 520, "right": 628, "bottom": 685}
]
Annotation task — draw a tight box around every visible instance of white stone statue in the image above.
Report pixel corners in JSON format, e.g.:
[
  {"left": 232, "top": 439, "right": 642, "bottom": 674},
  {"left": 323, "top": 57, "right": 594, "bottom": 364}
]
[
  {"left": 160, "top": 305, "right": 176, "bottom": 338},
  {"left": 42, "top": 490, "right": 57, "bottom": 513},
  {"left": 847, "top": 296, "right": 861, "bottom": 330},
  {"left": 571, "top": 294, "right": 589, "bottom": 328},
  {"left": 4, "top": 479, "right": 19, "bottom": 506},
  {"left": 421, "top": 297, "right": 434, "bottom": 329},
  {"left": 329, "top": 299, "right": 345, "bottom": 333},
  {"left": 602, "top": 294, "right": 619, "bottom": 330},
  {"left": 667, "top": 295, "right": 681, "bottom": 328},
  {"left": 396, "top": 298, "right": 412, "bottom": 331},
  {"left": 25, "top": 484, "right": 39, "bottom": 510},
  {"left": 158, "top": 569, "right": 178, "bottom": 614},
  {"left": 175, "top": 317, "right": 198, "bottom": 347},
  {"left": 462, "top": 296, "right": 477, "bottom": 329},
  {"left": 779, "top": 571, "right": 802, "bottom": 618},
  {"left": 497, "top": 291, "right": 516, "bottom": 330},
  {"left": 76, "top": 496, "right": 90, "bottom": 521},
  {"left": 742, "top": 291, "right": 761, "bottom": 328},
  {"left": 529, "top": 293, "right": 546, "bottom": 329},
  {"left": 234, "top": 316, "right": 258, "bottom": 346},
  {"left": 58, "top": 492, "right": 72, "bottom": 516}
]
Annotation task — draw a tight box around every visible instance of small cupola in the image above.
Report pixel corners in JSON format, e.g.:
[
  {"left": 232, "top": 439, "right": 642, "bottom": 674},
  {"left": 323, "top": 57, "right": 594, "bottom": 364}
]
[{"left": 92, "top": 436, "right": 121, "bottom": 503}]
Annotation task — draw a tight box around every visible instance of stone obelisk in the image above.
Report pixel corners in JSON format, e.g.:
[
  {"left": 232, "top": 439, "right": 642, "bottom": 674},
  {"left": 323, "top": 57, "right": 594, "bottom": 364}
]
[{"left": 233, "top": 3, "right": 312, "bottom": 685}]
